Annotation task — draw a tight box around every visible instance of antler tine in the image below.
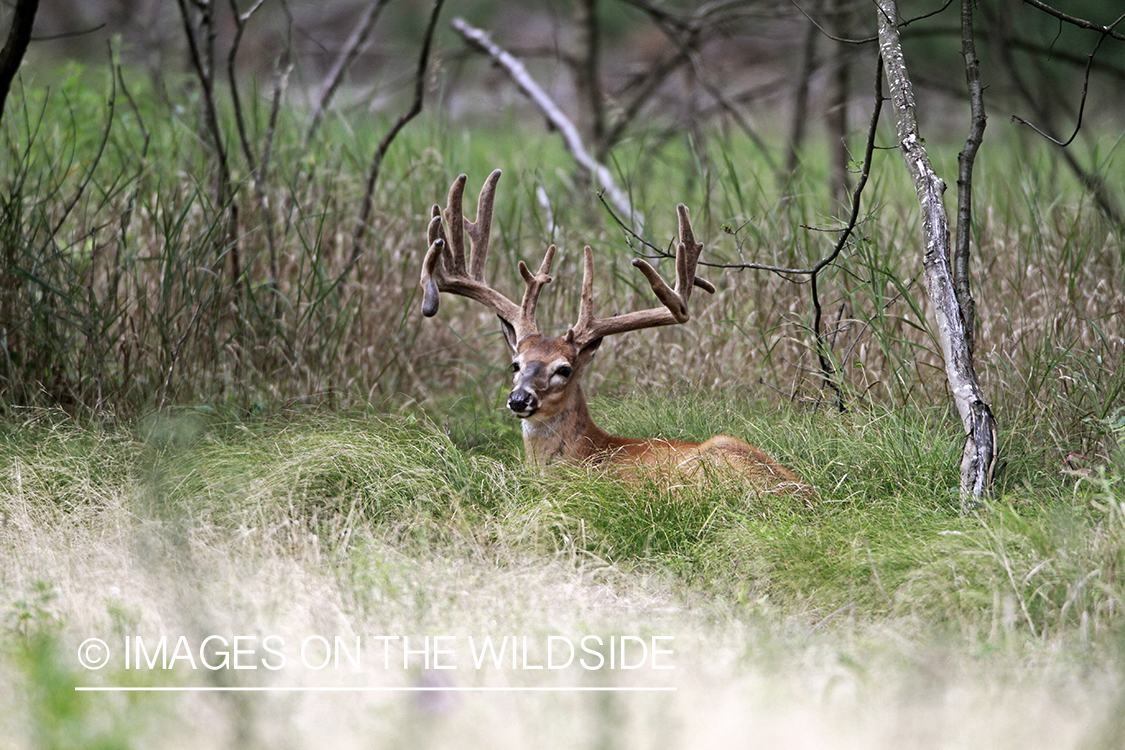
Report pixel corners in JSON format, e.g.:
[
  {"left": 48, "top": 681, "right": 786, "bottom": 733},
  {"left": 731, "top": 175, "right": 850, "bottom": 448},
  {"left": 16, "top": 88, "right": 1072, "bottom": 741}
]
[
  {"left": 567, "top": 204, "right": 715, "bottom": 347},
  {"left": 465, "top": 169, "right": 501, "bottom": 282},
  {"left": 572, "top": 244, "right": 596, "bottom": 338},
  {"left": 675, "top": 203, "right": 717, "bottom": 297},
  {"left": 421, "top": 212, "right": 447, "bottom": 317},
  {"left": 420, "top": 172, "right": 522, "bottom": 324},
  {"left": 515, "top": 244, "right": 556, "bottom": 338},
  {"left": 442, "top": 174, "right": 469, "bottom": 276}
]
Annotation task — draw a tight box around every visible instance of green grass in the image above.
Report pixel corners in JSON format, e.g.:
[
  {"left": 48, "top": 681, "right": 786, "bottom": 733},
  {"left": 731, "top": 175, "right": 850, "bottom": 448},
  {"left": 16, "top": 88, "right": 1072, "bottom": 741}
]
[
  {"left": 2, "top": 43, "right": 1125, "bottom": 748},
  {"left": 2, "top": 60, "right": 1123, "bottom": 445},
  {"left": 1, "top": 400, "right": 1123, "bottom": 747},
  {"left": 3, "top": 401, "right": 1121, "bottom": 624}
]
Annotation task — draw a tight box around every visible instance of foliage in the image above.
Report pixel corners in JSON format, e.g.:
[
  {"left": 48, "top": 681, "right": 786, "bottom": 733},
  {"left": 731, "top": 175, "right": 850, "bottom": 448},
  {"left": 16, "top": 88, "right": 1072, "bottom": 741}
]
[{"left": 0, "top": 58, "right": 1121, "bottom": 456}]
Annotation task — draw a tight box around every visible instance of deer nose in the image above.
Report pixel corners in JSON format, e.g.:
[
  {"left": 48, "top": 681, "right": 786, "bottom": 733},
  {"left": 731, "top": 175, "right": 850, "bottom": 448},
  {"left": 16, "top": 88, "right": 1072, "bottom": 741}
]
[{"left": 507, "top": 389, "right": 538, "bottom": 417}]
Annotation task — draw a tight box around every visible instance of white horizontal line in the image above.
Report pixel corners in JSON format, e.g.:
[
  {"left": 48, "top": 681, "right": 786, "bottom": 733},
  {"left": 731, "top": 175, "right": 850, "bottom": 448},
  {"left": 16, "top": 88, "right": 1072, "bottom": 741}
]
[{"left": 75, "top": 686, "right": 676, "bottom": 693}]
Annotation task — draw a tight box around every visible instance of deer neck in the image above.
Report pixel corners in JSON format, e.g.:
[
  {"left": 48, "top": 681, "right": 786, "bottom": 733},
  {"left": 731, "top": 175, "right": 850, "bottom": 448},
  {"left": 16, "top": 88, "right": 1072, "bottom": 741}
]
[{"left": 521, "top": 385, "right": 618, "bottom": 467}]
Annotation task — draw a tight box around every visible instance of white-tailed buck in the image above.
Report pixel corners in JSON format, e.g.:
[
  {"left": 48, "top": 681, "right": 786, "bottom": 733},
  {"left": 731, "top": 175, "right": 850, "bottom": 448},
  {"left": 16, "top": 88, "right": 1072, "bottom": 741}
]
[{"left": 421, "top": 170, "right": 811, "bottom": 497}]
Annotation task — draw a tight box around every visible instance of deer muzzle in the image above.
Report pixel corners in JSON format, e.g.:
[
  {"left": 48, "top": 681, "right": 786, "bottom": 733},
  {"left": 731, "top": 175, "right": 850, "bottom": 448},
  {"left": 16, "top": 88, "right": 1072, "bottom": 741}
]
[{"left": 507, "top": 388, "right": 538, "bottom": 418}]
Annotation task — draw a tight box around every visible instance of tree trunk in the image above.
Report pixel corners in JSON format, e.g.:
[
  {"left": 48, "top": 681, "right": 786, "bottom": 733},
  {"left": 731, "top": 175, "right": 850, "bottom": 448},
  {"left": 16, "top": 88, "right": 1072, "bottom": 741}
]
[
  {"left": 876, "top": 0, "right": 997, "bottom": 512},
  {"left": 783, "top": 2, "right": 819, "bottom": 193},
  {"left": 826, "top": 0, "right": 852, "bottom": 209},
  {"left": 573, "top": 0, "right": 607, "bottom": 158},
  {"left": 0, "top": 0, "right": 39, "bottom": 126},
  {"left": 954, "top": 0, "right": 986, "bottom": 358}
]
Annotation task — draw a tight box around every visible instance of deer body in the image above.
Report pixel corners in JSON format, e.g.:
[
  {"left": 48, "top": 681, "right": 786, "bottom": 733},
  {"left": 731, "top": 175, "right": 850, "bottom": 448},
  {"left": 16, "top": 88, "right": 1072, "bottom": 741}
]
[
  {"left": 421, "top": 170, "right": 811, "bottom": 497},
  {"left": 507, "top": 333, "right": 808, "bottom": 492}
]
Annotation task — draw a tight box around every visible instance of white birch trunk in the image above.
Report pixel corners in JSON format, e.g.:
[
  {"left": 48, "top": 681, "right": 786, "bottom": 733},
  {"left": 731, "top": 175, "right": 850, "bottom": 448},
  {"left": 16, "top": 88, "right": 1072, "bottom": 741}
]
[{"left": 876, "top": 0, "right": 997, "bottom": 511}]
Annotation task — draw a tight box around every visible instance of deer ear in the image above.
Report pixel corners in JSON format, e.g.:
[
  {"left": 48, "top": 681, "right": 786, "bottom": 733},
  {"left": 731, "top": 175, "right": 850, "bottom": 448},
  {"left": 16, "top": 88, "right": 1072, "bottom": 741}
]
[
  {"left": 577, "top": 336, "right": 603, "bottom": 365},
  {"left": 499, "top": 316, "right": 519, "bottom": 355}
]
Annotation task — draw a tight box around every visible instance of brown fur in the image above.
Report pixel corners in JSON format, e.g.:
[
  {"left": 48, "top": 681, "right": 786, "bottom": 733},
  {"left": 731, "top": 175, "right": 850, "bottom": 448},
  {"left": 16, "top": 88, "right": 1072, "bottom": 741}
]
[{"left": 507, "top": 333, "right": 813, "bottom": 499}]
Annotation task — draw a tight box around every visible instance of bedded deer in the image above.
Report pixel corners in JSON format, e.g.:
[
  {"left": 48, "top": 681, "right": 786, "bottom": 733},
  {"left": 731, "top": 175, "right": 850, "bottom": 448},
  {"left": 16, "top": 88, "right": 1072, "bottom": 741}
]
[{"left": 420, "top": 170, "right": 811, "bottom": 497}]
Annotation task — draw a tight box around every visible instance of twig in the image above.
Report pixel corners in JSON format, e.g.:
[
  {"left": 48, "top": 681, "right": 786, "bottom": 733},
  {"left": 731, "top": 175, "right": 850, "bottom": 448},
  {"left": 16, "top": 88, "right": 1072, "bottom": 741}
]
[
  {"left": 227, "top": 0, "right": 267, "bottom": 177},
  {"left": 573, "top": 0, "right": 606, "bottom": 151},
  {"left": 603, "top": 41, "right": 693, "bottom": 156},
  {"left": 619, "top": 0, "right": 780, "bottom": 173},
  {"left": 1019, "top": 0, "right": 1125, "bottom": 42},
  {"left": 174, "top": 0, "right": 230, "bottom": 199},
  {"left": 306, "top": 0, "right": 392, "bottom": 141},
  {"left": 350, "top": 0, "right": 447, "bottom": 268},
  {"left": 451, "top": 17, "right": 639, "bottom": 223},
  {"left": 600, "top": 58, "right": 885, "bottom": 411},
  {"left": 981, "top": 1, "right": 1125, "bottom": 230},
  {"left": 784, "top": 2, "right": 820, "bottom": 185},
  {"left": 788, "top": 0, "right": 953, "bottom": 45},
  {"left": 809, "top": 59, "right": 883, "bottom": 411},
  {"left": 612, "top": 55, "right": 882, "bottom": 282},
  {"left": 1009, "top": 26, "right": 1116, "bottom": 148}
]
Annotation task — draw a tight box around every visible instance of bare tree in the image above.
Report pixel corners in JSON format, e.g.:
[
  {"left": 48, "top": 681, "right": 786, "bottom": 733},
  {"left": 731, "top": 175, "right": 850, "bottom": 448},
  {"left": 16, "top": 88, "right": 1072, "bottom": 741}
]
[
  {"left": 452, "top": 17, "right": 638, "bottom": 222},
  {"left": 984, "top": 0, "right": 1125, "bottom": 231},
  {"left": 783, "top": 0, "right": 820, "bottom": 192},
  {"left": 954, "top": 0, "right": 986, "bottom": 358},
  {"left": 826, "top": 0, "right": 854, "bottom": 208},
  {"left": 351, "top": 0, "right": 447, "bottom": 268},
  {"left": 876, "top": 0, "right": 996, "bottom": 510}
]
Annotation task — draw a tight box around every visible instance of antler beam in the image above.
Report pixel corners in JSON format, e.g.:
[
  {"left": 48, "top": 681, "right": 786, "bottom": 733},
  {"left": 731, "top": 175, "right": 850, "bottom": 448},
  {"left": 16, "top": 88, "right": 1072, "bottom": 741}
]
[{"left": 567, "top": 204, "right": 716, "bottom": 348}]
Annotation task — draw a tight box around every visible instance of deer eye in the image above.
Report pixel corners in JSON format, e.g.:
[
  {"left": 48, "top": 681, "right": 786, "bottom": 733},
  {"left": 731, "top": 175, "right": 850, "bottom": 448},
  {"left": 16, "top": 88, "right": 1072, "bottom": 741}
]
[
  {"left": 556, "top": 365, "right": 573, "bottom": 379},
  {"left": 510, "top": 362, "right": 520, "bottom": 373}
]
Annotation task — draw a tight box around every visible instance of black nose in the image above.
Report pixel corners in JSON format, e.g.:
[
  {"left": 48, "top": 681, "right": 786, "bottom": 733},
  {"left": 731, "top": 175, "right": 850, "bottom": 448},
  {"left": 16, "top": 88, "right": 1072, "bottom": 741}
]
[{"left": 507, "top": 389, "right": 537, "bottom": 416}]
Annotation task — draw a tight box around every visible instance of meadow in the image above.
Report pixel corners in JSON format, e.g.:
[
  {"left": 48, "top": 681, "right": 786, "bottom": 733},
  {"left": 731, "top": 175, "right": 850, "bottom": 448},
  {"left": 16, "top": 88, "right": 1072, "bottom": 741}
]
[{"left": 1, "top": 58, "right": 1124, "bottom": 748}]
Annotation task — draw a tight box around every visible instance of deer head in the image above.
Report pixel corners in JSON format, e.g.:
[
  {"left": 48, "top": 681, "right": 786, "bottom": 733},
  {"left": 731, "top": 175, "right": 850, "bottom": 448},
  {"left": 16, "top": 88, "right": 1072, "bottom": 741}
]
[{"left": 421, "top": 170, "right": 715, "bottom": 426}]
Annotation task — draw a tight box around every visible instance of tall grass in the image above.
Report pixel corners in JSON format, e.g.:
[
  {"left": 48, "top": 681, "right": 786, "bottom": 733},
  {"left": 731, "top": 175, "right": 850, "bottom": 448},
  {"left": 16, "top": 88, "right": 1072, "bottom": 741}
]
[
  {"left": 1, "top": 61, "right": 1122, "bottom": 469},
  {"left": 6, "top": 402, "right": 1118, "bottom": 629},
  {"left": 3, "top": 30, "right": 1125, "bottom": 750},
  {"left": 0, "top": 395, "right": 1122, "bottom": 747}
]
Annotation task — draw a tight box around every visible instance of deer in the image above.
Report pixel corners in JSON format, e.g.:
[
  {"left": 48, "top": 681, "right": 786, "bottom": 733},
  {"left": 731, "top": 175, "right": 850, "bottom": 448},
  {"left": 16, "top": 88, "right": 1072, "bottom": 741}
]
[{"left": 420, "top": 170, "right": 812, "bottom": 498}]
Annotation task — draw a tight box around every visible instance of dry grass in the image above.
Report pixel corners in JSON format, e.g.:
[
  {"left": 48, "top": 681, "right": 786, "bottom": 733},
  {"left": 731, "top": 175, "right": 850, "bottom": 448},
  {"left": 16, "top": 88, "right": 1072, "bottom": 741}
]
[{"left": 1, "top": 414, "right": 1123, "bottom": 748}]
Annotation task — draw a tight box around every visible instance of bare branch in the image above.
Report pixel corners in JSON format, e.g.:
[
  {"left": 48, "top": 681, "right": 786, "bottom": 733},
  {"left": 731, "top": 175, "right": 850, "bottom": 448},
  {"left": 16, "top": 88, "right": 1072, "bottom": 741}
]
[
  {"left": 451, "top": 17, "right": 639, "bottom": 223},
  {"left": 788, "top": 0, "right": 953, "bottom": 45},
  {"left": 573, "top": 0, "right": 606, "bottom": 150},
  {"left": 877, "top": 0, "right": 996, "bottom": 509},
  {"left": 1010, "top": 29, "right": 1112, "bottom": 148},
  {"left": 1019, "top": 0, "right": 1125, "bottom": 42},
  {"left": 306, "top": 0, "right": 391, "bottom": 141},
  {"left": 953, "top": 0, "right": 986, "bottom": 358},
  {"left": 175, "top": 0, "right": 230, "bottom": 200},
  {"left": 0, "top": 0, "right": 39, "bottom": 127},
  {"left": 616, "top": 0, "right": 781, "bottom": 173},
  {"left": 227, "top": 0, "right": 266, "bottom": 177},
  {"left": 350, "top": 0, "right": 447, "bottom": 268},
  {"left": 982, "top": 2, "right": 1125, "bottom": 230},
  {"left": 784, "top": 2, "right": 820, "bottom": 186}
]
